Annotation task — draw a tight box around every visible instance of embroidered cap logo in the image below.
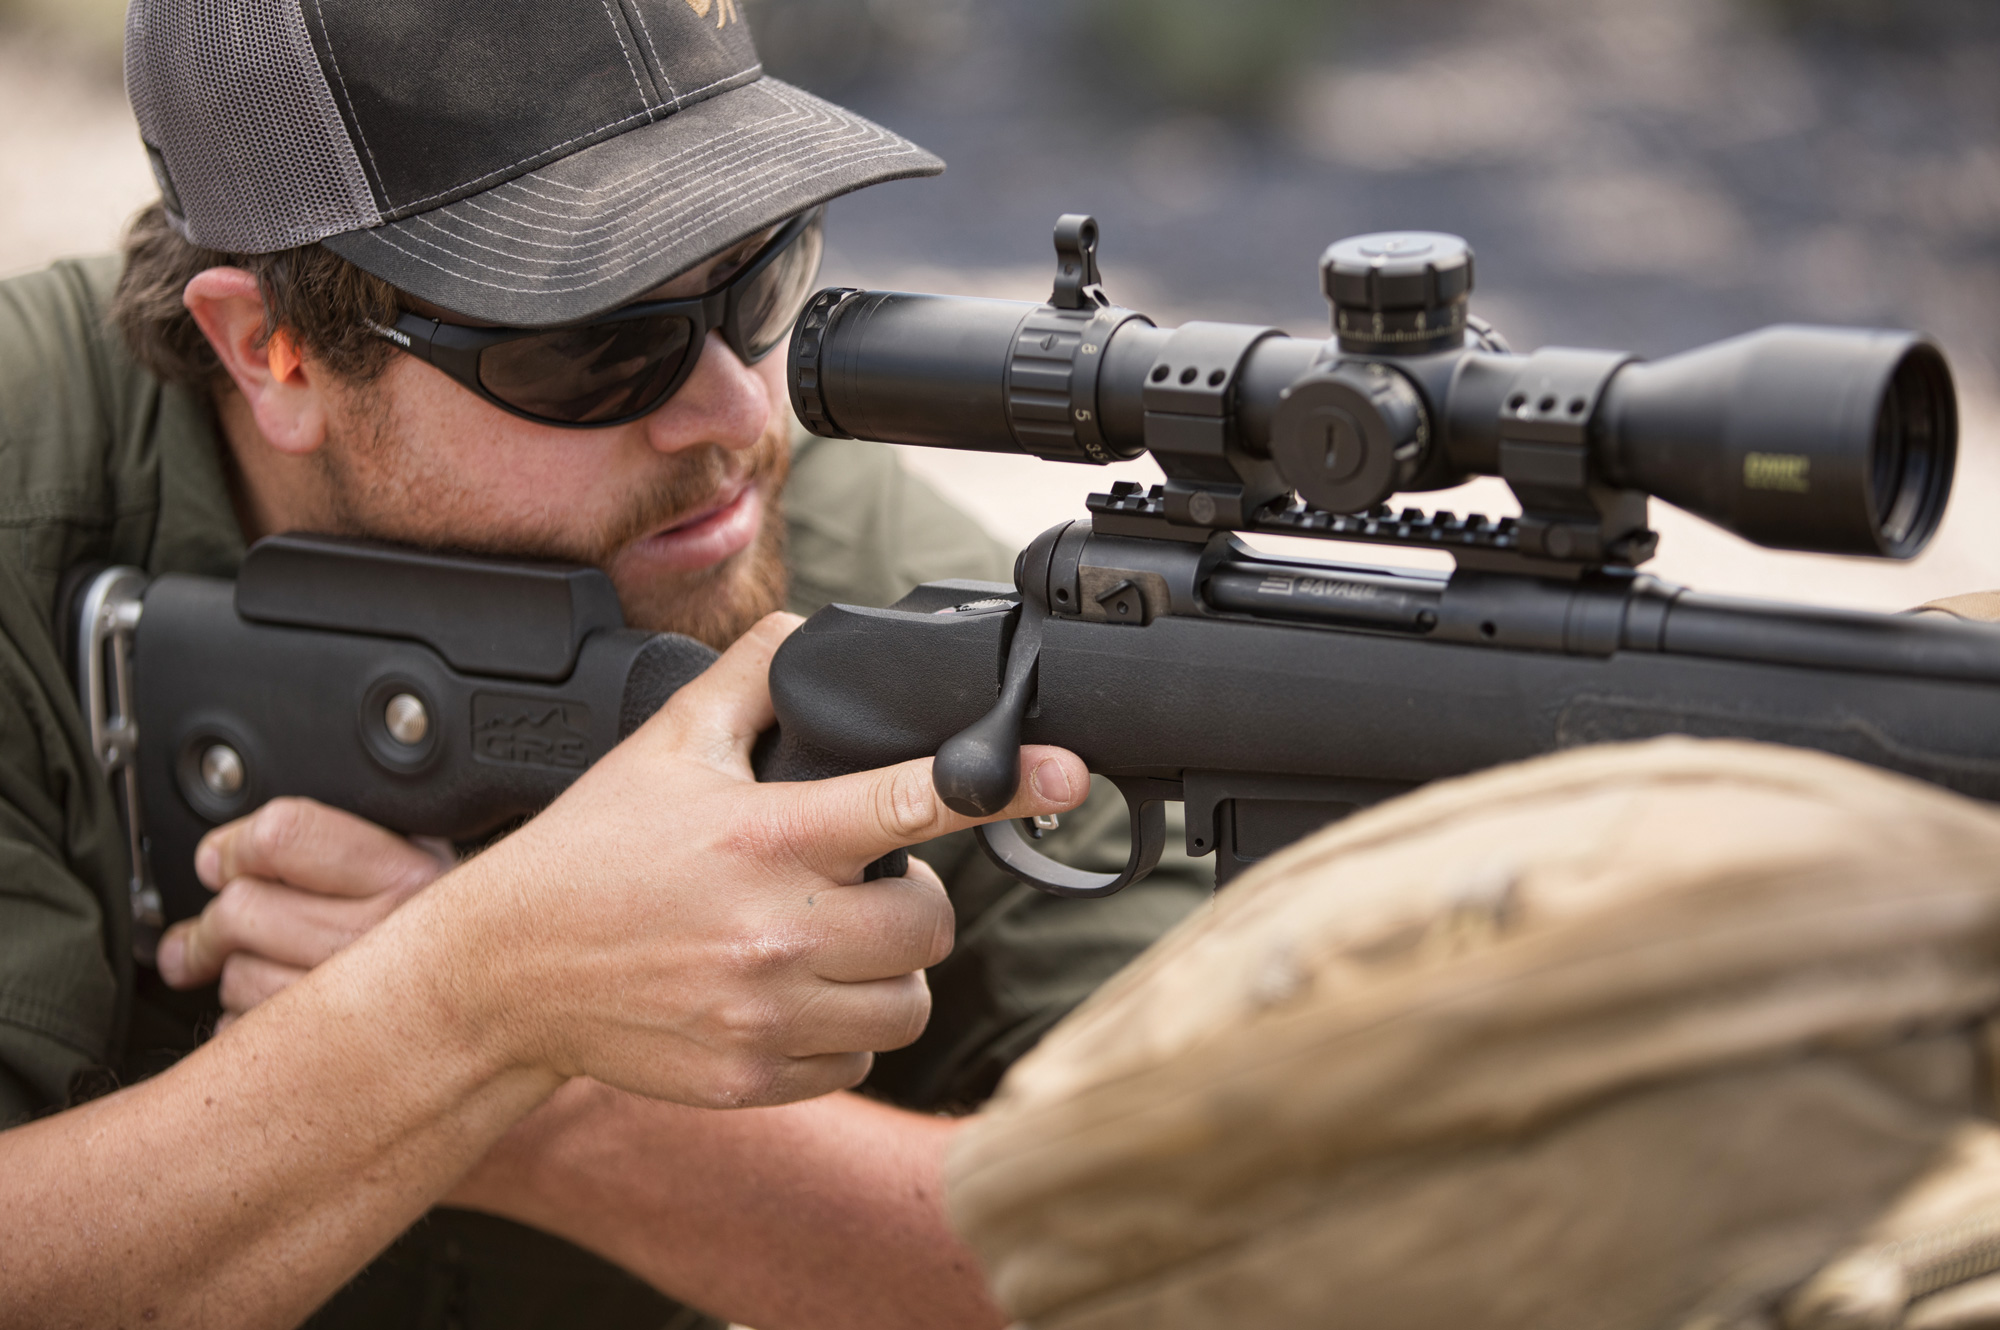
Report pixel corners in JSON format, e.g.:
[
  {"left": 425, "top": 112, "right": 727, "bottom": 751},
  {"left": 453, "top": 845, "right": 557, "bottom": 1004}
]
[{"left": 684, "top": 0, "right": 741, "bottom": 26}]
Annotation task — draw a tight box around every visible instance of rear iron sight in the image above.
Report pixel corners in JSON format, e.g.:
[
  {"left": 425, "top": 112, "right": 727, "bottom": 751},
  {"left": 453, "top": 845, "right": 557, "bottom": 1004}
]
[{"left": 790, "top": 216, "right": 1957, "bottom": 574}]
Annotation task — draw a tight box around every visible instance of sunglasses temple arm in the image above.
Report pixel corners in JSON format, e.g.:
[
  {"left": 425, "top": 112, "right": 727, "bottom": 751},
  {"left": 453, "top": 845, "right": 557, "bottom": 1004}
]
[{"left": 369, "top": 315, "right": 446, "bottom": 367}]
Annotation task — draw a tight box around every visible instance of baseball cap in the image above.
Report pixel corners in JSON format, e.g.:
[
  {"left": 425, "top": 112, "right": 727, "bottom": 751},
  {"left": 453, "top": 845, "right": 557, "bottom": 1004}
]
[{"left": 124, "top": 0, "right": 942, "bottom": 327}]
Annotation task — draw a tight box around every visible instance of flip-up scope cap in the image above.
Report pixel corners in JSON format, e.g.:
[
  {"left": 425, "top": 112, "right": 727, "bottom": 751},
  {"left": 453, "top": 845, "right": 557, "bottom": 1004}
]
[{"left": 1322, "top": 232, "right": 1475, "bottom": 355}]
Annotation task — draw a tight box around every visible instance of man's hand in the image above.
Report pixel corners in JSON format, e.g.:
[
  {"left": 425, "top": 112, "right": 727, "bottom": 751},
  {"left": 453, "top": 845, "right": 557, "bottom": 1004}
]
[
  {"left": 156, "top": 800, "right": 454, "bottom": 1023},
  {"left": 146, "top": 611, "right": 1032, "bottom": 1326},
  {"left": 167, "top": 611, "right": 1087, "bottom": 1108},
  {"left": 427, "top": 610, "right": 1085, "bottom": 1106}
]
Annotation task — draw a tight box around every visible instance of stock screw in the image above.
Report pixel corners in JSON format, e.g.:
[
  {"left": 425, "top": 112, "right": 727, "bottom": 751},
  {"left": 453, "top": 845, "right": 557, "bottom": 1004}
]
[
  {"left": 200, "top": 744, "right": 245, "bottom": 797},
  {"left": 385, "top": 693, "right": 430, "bottom": 746}
]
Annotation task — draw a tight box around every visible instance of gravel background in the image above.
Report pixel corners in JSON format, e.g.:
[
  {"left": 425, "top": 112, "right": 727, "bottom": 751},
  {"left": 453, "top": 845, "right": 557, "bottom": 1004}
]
[{"left": 2, "top": 0, "right": 1995, "bottom": 607}]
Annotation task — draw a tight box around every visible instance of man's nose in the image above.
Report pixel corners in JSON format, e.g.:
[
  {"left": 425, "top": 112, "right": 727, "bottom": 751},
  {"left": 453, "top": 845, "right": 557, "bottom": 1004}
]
[{"left": 643, "top": 330, "right": 771, "bottom": 456}]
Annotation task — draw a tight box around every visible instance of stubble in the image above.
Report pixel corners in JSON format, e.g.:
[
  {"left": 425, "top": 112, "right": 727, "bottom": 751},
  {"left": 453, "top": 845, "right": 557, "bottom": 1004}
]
[{"left": 313, "top": 388, "right": 794, "bottom": 650}]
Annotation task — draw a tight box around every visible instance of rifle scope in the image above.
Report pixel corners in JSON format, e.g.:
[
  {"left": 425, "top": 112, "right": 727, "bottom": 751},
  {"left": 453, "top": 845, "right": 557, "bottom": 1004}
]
[{"left": 790, "top": 220, "right": 1957, "bottom": 569}]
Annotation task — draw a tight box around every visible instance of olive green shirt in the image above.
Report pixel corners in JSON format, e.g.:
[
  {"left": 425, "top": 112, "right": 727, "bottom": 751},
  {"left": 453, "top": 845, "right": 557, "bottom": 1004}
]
[{"left": 0, "top": 255, "right": 1209, "bottom": 1327}]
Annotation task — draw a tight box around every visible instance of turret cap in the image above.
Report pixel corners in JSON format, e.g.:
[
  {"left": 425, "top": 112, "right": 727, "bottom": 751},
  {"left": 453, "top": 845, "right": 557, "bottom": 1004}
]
[
  {"left": 1322, "top": 232, "right": 1475, "bottom": 354},
  {"left": 1322, "top": 232, "right": 1475, "bottom": 312}
]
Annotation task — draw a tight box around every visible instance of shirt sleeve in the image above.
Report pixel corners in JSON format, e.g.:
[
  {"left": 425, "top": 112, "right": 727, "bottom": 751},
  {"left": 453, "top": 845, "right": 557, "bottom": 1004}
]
[
  {"left": 781, "top": 434, "right": 1017, "bottom": 615},
  {"left": 0, "top": 560, "right": 126, "bottom": 1127},
  {"left": 0, "top": 261, "right": 145, "bottom": 1126}
]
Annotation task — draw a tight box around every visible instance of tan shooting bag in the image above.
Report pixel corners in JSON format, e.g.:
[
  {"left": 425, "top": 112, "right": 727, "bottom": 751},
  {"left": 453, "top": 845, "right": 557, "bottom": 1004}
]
[{"left": 947, "top": 739, "right": 2000, "bottom": 1330}]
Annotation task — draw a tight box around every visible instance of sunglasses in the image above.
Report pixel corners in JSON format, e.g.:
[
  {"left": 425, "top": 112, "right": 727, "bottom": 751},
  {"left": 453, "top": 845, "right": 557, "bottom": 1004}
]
[{"left": 365, "top": 207, "right": 826, "bottom": 428}]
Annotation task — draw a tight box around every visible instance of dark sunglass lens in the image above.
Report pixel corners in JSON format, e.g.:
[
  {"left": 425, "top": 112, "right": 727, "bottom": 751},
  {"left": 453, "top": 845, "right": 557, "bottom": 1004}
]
[
  {"left": 478, "top": 314, "right": 695, "bottom": 424},
  {"left": 739, "top": 217, "right": 826, "bottom": 359}
]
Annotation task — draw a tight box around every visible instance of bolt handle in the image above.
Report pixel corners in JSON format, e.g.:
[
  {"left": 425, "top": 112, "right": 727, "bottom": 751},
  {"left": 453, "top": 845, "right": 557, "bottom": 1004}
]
[
  {"left": 933, "top": 602, "right": 1046, "bottom": 817},
  {"left": 933, "top": 699, "right": 1026, "bottom": 817}
]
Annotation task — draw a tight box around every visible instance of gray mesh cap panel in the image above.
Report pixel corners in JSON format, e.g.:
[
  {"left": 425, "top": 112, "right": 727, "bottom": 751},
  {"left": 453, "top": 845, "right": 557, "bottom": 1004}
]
[{"left": 125, "top": 0, "right": 381, "bottom": 254}]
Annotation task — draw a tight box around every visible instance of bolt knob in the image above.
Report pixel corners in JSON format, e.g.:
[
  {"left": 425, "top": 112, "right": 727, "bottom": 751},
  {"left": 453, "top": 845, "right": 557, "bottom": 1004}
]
[{"left": 1321, "top": 232, "right": 1474, "bottom": 355}]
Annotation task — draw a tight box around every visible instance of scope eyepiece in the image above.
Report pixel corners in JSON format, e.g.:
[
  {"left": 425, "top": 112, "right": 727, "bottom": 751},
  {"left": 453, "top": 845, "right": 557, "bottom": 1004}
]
[{"left": 787, "top": 285, "right": 1154, "bottom": 465}]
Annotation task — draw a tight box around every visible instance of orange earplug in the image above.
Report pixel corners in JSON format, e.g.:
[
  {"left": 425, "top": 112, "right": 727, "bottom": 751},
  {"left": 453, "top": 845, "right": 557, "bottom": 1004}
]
[{"left": 265, "top": 330, "right": 301, "bottom": 382}]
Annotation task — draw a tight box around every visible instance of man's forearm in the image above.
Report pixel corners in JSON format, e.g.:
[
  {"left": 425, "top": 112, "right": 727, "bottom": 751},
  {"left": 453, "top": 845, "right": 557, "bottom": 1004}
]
[
  {"left": 448, "top": 1084, "right": 1007, "bottom": 1330},
  {"left": 0, "top": 890, "right": 558, "bottom": 1330}
]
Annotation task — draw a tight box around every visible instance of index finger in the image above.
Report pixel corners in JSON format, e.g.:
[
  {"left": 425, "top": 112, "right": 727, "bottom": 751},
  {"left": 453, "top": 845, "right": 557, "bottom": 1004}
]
[{"left": 769, "top": 744, "right": 1090, "bottom": 882}]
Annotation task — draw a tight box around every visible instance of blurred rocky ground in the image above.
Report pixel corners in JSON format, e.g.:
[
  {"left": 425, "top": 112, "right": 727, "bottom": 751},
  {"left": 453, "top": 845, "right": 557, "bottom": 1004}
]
[
  {"left": 0, "top": 0, "right": 152, "bottom": 282},
  {"left": 2, "top": 0, "right": 1996, "bottom": 606}
]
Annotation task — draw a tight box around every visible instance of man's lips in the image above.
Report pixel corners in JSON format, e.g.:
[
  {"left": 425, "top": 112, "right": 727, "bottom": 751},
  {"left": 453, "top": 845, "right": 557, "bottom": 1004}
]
[{"left": 629, "top": 481, "right": 763, "bottom": 573}]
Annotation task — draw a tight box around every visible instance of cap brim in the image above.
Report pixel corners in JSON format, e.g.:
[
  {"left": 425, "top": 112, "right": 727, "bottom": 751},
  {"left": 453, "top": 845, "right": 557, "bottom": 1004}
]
[{"left": 321, "top": 78, "right": 940, "bottom": 326}]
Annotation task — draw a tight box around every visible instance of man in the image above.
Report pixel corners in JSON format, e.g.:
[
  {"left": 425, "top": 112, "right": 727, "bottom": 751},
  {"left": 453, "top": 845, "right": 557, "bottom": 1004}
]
[{"left": 0, "top": 2, "right": 1206, "bottom": 1326}]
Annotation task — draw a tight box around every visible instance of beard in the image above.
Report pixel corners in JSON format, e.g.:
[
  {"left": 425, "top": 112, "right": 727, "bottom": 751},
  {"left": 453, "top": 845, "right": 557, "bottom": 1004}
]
[
  {"left": 311, "top": 390, "right": 794, "bottom": 651},
  {"left": 609, "top": 482, "right": 790, "bottom": 648}
]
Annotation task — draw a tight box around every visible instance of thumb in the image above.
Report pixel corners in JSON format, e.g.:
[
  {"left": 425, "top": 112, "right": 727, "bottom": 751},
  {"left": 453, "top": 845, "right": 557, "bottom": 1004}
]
[{"left": 772, "top": 745, "right": 1089, "bottom": 882}]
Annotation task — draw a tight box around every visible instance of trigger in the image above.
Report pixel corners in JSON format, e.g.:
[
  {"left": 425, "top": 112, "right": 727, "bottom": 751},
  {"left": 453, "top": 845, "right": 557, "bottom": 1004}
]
[{"left": 973, "top": 778, "right": 1170, "bottom": 899}]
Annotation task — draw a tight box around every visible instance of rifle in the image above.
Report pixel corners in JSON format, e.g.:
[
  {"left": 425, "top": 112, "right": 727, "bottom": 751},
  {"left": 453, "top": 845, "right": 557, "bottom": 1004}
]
[{"left": 71, "top": 216, "right": 1995, "bottom": 954}]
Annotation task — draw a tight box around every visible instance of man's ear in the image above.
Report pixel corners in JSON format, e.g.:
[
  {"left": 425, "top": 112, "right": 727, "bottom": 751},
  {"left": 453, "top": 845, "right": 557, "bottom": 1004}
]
[{"left": 182, "top": 268, "right": 328, "bottom": 457}]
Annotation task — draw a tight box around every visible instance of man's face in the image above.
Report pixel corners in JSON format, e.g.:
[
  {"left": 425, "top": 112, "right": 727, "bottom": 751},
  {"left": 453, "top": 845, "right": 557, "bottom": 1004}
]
[{"left": 311, "top": 229, "right": 795, "bottom": 649}]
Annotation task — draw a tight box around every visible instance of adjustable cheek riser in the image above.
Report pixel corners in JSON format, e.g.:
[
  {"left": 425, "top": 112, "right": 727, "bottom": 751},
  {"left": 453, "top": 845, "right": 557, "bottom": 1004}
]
[{"left": 76, "top": 535, "right": 868, "bottom": 939}]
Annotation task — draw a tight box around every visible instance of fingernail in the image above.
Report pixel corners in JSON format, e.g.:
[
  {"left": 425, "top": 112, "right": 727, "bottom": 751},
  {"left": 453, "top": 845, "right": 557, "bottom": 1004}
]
[
  {"left": 156, "top": 932, "right": 184, "bottom": 983},
  {"left": 1029, "top": 757, "right": 1074, "bottom": 806},
  {"left": 195, "top": 841, "right": 220, "bottom": 890}
]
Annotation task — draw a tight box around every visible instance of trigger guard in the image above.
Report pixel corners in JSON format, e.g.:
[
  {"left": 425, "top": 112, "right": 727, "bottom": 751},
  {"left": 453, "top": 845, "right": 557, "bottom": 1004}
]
[{"left": 974, "top": 781, "right": 1168, "bottom": 899}]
